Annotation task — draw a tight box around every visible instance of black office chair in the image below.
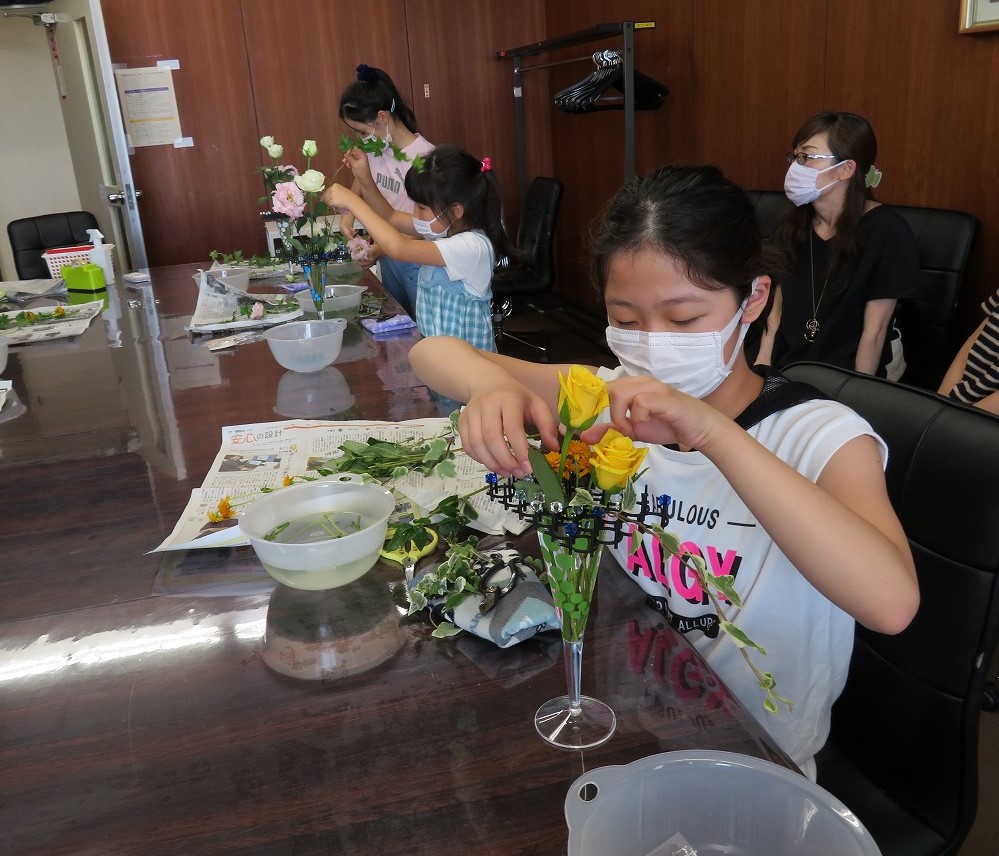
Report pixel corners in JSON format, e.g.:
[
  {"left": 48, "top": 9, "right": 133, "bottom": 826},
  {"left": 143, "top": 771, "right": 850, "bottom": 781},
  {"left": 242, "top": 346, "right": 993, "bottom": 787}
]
[
  {"left": 7, "top": 211, "right": 99, "bottom": 279},
  {"left": 492, "top": 176, "right": 564, "bottom": 360},
  {"left": 783, "top": 361, "right": 999, "bottom": 856},
  {"left": 745, "top": 191, "right": 980, "bottom": 391},
  {"left": 744, "top": 188, "right": 792, "bottom": 241},
  {"left": 890, "top": 204, "right": 979, "bottom": 390}
]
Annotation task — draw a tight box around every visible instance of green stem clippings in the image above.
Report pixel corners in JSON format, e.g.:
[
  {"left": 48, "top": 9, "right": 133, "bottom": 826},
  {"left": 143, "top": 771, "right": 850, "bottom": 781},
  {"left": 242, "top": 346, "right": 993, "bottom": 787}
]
[{"left": 406, "top": 538, "right": 487, "bottom": 638}]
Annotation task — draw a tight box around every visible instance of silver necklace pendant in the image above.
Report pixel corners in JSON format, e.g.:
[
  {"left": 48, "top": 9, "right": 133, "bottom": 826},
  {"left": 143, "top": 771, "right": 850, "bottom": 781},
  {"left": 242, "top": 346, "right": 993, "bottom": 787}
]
[{"left": 804, "top": 317, "right": 820, "bottom": 342}]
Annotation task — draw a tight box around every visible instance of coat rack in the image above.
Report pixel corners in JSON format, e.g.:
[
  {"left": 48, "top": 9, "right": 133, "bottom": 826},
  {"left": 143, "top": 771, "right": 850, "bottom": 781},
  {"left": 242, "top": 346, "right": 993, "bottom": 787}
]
[{"left": 495, "top": 21, "right": 656, "bottom": 212}]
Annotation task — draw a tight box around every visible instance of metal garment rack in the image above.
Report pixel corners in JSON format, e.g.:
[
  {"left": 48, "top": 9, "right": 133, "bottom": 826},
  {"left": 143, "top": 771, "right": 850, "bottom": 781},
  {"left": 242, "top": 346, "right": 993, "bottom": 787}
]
[{"left": 495, "top": 21, "right": 655, "bottom": 212}]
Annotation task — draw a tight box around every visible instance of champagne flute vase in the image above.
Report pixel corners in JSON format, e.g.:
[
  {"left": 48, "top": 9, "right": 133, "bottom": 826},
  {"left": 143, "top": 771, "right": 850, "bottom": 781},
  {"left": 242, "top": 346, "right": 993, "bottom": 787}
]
[{"left": 534, "top": 525, "right": 616, "bottom": 750}]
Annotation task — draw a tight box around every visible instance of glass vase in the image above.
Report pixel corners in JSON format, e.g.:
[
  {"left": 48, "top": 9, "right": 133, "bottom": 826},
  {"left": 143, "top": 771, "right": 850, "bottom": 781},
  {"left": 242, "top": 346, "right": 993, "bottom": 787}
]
[
  {"left": 534, "top": 529, "right": 616, "bottom": 749},
  {"left": 301, "top": 258, "right": 328, "bottom": 318}
]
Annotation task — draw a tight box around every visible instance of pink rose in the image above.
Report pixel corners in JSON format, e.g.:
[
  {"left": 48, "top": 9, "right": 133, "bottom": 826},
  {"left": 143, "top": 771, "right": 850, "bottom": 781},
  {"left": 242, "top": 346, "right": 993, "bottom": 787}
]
[
  {"left": 250, "top": 302, "right": 265, "bottom": 320},
  {"left": 348, "top": 236, "right": 371, "bottom": 261},
  {"left": 271, "top": 181, "right": 305, "bottom": 219}
]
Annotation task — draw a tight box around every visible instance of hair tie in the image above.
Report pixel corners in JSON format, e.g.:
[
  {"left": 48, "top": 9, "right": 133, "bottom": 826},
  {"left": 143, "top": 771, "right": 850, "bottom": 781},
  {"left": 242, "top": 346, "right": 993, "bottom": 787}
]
[
  {"left": 864, "top": 164, "right": 883, "bottom": 189},
  {"left": 356, "top": 64, "right": 378, "bottom": 83},
  {"left": 389, "top": 98, "right": 396, "bottom": 113},
  {"left": 480, "top": 156, "right": 492, "bottom": 174}
]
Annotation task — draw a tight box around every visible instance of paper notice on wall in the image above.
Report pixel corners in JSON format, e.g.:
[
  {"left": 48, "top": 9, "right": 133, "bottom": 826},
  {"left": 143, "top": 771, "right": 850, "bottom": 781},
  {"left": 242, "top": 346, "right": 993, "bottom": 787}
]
[{"left": 114, "top": 66, "right": 183, "bottom": 147}]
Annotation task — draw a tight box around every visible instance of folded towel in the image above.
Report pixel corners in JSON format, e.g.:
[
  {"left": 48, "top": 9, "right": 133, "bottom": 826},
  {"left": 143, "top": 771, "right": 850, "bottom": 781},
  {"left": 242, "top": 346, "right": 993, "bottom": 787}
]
[
  {"left": 361, "top": 314, "right": 417, "bottom": 334},
  {"left": 279, "top": 280, "right": 312, "bottom": 294}
]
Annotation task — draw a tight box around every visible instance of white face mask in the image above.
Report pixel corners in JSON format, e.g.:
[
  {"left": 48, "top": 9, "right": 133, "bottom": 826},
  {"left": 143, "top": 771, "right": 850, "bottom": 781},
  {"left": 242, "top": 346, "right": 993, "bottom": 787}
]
[
  {"left": 604, "top": 287, "right": 755, "bottom": 399},
  {"left": 413, "top": 214, "right": 448, "bottom": 241},
  {"left": 784, "top": 159, "right": 844, "bottom": 207}
]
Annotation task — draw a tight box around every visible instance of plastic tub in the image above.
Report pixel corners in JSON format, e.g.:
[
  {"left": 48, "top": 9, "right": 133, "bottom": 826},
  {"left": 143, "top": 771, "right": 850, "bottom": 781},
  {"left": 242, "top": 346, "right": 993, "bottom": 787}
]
[
  {"left": 262, "top": 318, "right": 346, "bottom": 372},
  {"left": 565, "top": 750, "right": 881, "bottom": 856},
  {"left": 239, "top": 475, "right": 395, "bottom": 590}
]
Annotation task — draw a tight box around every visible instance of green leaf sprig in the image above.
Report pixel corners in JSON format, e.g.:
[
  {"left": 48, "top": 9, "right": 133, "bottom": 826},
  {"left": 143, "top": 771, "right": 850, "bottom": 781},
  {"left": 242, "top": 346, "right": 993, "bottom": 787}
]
[
  {"left": 644, "top": 524, "right": 793, "bottom": 715},
  {"left": 406, "top": 537, "right": 487, "bottom": 638},
  {"left": 314, "top": 432, "right": 457, "bottom": 482},
  {"left": 338, "top": 133, "right": 426, "bottom": 173}
]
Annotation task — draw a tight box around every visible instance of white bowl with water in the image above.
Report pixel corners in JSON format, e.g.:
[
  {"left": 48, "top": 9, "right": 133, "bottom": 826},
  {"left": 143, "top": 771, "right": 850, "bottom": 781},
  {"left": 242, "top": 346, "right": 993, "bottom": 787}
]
[{"left": 239, "top": 475, "right": 395, "bottom": 590}]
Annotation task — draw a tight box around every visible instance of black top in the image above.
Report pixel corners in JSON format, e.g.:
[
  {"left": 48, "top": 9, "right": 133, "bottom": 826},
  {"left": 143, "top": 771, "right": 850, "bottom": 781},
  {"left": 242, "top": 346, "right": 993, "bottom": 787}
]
[{"left": 771, "top": 205, "right": 922, "bottom": 377}]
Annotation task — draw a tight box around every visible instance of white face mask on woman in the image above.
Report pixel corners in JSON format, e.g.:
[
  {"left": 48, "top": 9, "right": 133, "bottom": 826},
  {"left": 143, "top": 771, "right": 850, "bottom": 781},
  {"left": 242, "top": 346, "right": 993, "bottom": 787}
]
[
  {"left": 604, "top": 283, "right": 756, "bottom": 399},
  {"left": 784, "top": 160, "right": 844, "bottom": 207},
  {"left": 413, "top": 214, "right": 448, "bottom": 240}
]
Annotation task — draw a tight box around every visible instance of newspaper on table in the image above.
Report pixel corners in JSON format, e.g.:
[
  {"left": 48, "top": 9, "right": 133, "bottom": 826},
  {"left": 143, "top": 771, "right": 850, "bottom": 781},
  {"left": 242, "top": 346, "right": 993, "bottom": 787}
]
[
  {"left": 153, "top": 417, "right": 530, "bottom": 552},
  {"left": 0, "top": 300, "right": 103, "bottom": 345}
]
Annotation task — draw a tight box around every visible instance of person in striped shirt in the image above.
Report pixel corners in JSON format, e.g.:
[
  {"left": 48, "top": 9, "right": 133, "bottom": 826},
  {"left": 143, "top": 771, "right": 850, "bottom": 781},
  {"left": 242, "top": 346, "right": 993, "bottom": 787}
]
[{"left": 938, "top": 288, "right": 999, "bottom": 413}]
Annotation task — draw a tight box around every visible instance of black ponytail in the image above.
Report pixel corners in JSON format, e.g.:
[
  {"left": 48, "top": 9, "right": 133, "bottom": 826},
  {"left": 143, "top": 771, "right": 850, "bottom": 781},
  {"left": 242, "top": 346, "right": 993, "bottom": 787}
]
[
  {"left": 405, "top": 145, "right": 511, "bottom": 259},
  {"left": 339, "top": 64, "right": 419, "bottom": 134}
]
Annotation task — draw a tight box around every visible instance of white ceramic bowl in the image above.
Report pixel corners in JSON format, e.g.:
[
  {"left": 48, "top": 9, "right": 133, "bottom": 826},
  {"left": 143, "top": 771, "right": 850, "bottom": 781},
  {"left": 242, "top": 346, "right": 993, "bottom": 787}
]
[
  {"left": 263, "top": 318, "right": 346, "bottom": 372},
  {"left": 239, "top": 475, "right": 395, "bottom": 590},
  {"left": 0, "top": 336, "right": 7, "bottom": 375}
]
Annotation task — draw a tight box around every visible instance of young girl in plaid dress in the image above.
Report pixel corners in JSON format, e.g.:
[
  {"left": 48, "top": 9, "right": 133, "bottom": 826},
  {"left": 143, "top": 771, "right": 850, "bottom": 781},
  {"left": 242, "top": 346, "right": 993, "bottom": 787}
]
[{"left": 324, "top": 145, "right": 509, "bottom": 351}]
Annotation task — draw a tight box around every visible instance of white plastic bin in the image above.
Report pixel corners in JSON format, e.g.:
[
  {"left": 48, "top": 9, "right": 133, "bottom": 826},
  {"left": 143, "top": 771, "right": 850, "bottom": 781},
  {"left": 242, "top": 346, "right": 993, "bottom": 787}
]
[{"left": 565, "top": 750, "right": 881, "bottom": 856}]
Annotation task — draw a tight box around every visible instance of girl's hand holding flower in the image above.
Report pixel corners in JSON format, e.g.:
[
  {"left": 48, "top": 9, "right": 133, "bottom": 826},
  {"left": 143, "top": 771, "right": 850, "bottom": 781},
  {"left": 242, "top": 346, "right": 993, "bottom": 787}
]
[
  {"left": 322, "top": 183, "right": 356, "bottom": 214},
  {"left": 586, "top": 375, "right": 720, "bottom": 453},
  {"left": 343, "top": 147, "right": 371, "bottom": 181},
  {"left": 458, "top": 384, "right": 560, "bottom": 479}
]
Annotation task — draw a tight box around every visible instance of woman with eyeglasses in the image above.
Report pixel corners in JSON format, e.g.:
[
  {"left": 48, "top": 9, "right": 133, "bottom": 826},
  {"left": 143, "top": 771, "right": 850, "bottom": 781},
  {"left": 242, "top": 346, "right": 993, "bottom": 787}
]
[
  {"left": 753, "top": 112, "right": 921, "bottom": 379},
  {"left": 338, "top": 64, "right": 436, "bottom": 316}
]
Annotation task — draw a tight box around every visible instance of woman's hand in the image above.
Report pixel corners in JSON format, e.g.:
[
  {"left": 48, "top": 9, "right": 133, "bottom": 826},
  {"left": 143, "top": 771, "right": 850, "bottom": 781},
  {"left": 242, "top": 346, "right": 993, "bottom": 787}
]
[{"left": 458, "top": 385, "right": 560, "bottom": 478}]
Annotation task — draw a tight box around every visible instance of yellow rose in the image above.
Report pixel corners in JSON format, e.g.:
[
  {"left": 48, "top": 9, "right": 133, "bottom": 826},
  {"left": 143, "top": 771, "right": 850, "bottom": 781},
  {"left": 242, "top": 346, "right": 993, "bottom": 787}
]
[
  {"left": 589, "top": 429, "right": 648, "bottom": 492},
  {"left": 557, "top": 365, "right": 609, "bottom": 430}
]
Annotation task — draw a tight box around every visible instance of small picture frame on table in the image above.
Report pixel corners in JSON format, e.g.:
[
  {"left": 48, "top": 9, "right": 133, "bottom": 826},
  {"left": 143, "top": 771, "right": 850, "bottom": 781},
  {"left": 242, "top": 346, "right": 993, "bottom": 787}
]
[{"left": 960, "top": 0, "right": 999, "bottom": 33}]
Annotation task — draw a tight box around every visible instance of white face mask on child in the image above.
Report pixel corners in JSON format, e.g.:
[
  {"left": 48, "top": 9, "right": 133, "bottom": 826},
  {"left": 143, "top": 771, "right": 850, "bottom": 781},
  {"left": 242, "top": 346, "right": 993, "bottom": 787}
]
[
  {"left": 413, "top": 214, "right": 448, "bottom": 241},
  {"left": 604, "top": 282, "right": 757, "bottom": 399}
]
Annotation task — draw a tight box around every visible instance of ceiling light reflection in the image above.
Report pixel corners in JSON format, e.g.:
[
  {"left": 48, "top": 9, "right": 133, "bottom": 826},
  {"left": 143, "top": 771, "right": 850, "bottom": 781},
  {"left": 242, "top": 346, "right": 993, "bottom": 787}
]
[{"left": 0, "top": 606, "right": 268, "bottom": 684}]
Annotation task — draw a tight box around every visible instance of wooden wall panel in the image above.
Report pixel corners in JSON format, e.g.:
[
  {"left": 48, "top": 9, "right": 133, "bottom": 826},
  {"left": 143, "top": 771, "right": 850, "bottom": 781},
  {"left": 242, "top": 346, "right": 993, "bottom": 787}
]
[
  {"left": 823, "top": 0, "right": 999, "bottom": 333},
  {"left": 542, "top": 0, "right": 999, "bottom": 343},
  {"left": 404, "top": 0, "right": 550, "bottom": 238},
  {"left": 542, "top": 1, "right": 691, "bottom": 315},
  {"left": 102, "top": 0, "right": 262, "bottom": 267},
  {"left": 690, "top": 0, "right": 825, "bottom": 191},
  {"left": 103, "top": 0, "right": 547, "bottom": 269},
  {"left": 241, "top": 0, "right": 413, "bottom": 236}
]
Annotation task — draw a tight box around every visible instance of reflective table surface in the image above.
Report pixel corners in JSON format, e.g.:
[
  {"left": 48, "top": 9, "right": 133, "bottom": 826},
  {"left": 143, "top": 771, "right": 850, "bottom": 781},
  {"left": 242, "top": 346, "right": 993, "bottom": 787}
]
[{"left": 0, "top": 265, "right": 791, "bottom": 855}]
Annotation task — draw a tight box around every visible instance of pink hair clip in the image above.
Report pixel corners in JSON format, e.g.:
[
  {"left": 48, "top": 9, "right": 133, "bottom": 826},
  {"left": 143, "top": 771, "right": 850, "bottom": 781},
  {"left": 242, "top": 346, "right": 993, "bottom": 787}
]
[{"left": 480, "top": 156, "right": 492, "bottom": 173}]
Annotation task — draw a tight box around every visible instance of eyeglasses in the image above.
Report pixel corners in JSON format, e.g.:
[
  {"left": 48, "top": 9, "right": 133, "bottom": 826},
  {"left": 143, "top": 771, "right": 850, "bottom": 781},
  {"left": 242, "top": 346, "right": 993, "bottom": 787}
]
[{"left": 785, "top": 151, "right": 839, "bottom": 166}]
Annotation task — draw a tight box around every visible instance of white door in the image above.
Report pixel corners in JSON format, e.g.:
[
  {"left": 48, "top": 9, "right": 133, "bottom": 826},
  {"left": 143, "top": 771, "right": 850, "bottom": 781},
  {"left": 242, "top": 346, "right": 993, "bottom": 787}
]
[{"left": 2, "top": 0, "right": 147, "bottom": 269}]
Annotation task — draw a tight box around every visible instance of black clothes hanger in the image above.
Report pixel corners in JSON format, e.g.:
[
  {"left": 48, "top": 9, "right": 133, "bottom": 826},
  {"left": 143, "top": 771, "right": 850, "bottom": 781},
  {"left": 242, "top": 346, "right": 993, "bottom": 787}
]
[{"left": 553, "top": 50, "right": 667, "bottom": 114}]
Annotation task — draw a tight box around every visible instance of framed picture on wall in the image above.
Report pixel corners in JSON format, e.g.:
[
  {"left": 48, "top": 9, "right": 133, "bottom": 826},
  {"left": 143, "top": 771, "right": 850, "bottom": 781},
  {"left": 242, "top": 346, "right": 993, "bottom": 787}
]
[{"left": 960, "top": 0, "right": 999, "bottom": 33}]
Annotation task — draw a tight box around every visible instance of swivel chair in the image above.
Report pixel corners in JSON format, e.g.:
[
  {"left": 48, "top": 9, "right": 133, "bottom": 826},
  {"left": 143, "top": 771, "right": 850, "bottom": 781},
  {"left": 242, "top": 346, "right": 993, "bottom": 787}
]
[
  {"left": 492, "top": 176, "right": 564, "bottom": 360},
  {"left": 7, "top": 211, "right": 99, "bottom": 279},
  {"left": 890, "top": 205, "right": 979, "bottom": 390},
  {"left": 783, "top": 361, "right": 999, "bottom": 856}
]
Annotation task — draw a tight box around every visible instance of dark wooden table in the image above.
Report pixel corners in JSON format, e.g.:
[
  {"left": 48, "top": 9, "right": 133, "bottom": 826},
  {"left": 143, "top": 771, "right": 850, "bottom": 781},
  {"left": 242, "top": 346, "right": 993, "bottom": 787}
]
[{"left": 0, "top": 264, "right": 791, "bottom": 855}]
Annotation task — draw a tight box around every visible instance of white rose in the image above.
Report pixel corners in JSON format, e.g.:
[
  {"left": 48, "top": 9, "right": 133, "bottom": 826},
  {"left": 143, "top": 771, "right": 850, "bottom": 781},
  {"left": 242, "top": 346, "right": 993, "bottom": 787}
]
[
  {"left": 295, "top": 169, "right": 325, "bottom": 194},
  {"left": 301, "top": 139, "right": 318, "bottom": 158},
  {"left": 260, "top": 135, "right": 274, "bottom": 147},
  {"left": 267, "top": 144, "right": 283, "bottom": 159}
]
